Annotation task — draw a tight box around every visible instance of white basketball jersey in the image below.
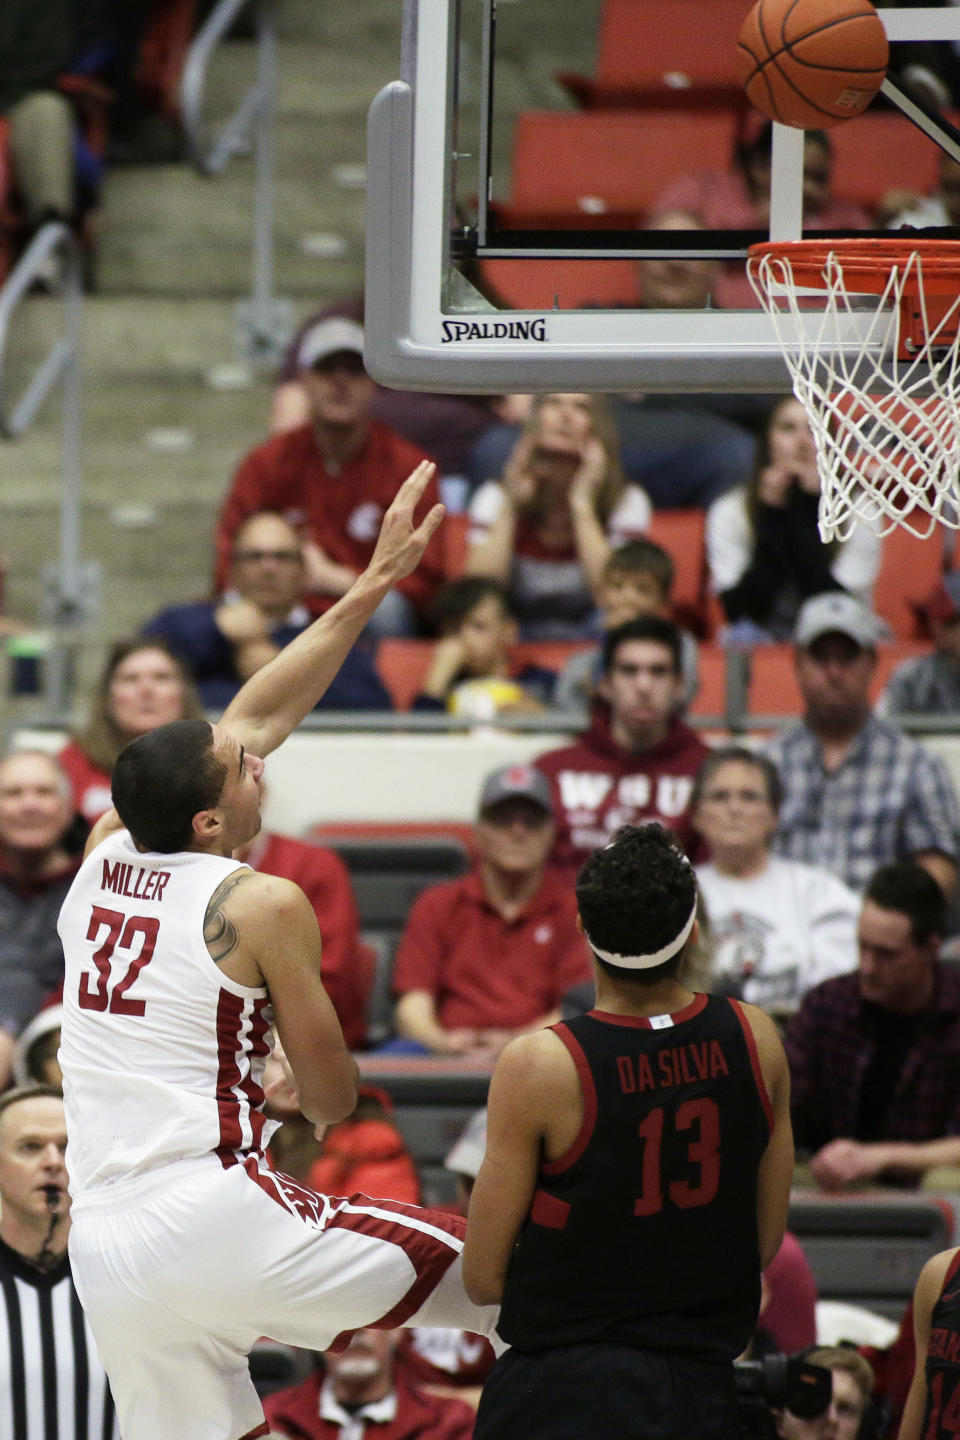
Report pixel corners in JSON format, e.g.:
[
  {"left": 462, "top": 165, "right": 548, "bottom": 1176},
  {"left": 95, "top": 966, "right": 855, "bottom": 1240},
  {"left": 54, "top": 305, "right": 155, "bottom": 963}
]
[{"left": 58, "top": 830, "right": 277, "bottom": 1199}]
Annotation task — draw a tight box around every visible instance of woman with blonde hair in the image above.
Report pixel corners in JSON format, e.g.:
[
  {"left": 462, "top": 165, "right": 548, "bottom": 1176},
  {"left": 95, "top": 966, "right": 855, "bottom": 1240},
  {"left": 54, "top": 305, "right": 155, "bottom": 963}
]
[
  {"left": 465, "top": 392, "right": 651, "bottom": 639},
  {"left": 58, "top": 638, "right": 204, "bottom": 824}
]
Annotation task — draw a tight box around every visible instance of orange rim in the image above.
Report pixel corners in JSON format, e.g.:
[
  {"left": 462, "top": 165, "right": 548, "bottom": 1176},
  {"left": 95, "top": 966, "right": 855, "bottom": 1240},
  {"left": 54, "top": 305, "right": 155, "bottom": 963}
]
[{"left": 748, "top": 238, "right": 960, "bottom": 296}]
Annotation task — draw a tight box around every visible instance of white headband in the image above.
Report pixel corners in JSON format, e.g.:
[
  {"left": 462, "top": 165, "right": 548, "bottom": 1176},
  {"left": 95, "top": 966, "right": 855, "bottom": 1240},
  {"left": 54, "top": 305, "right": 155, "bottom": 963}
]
[{"left": 585, "top": 899, "right": 697, "bottom": 971}]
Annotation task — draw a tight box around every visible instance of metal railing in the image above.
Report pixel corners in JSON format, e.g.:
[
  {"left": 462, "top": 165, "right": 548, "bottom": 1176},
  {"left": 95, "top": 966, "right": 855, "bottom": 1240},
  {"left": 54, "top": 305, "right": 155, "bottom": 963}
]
[
  {"left": 180, "top": 0, "right": 293, "bottom": 365},
  {"left": 0, "top": 222, "right": 96, "bottom": 716}
]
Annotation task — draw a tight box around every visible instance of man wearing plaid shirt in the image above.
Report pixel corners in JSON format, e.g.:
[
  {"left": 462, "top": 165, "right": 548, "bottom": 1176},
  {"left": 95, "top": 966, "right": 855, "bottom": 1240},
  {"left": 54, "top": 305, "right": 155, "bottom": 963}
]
[
  {"left": 785, "top": 863, "right": 960, "bottom": 1190},
  {"left": 764, "top": 592, "right": 960, "bottom": 899}
]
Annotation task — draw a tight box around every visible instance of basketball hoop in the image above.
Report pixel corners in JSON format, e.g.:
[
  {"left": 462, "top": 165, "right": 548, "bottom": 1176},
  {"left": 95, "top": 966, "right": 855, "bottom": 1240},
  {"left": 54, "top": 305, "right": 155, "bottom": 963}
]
[{"left": 747, "top": 238, "right": 960, "bottom": 541}]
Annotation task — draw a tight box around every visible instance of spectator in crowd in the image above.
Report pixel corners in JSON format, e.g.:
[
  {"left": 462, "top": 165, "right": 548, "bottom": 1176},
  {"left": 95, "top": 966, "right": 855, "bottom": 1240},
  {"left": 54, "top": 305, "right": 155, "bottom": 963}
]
[
  {"left": 0, "top": 1085, "right": 118, "bottom": 1438},
  {"left": 263, "top": 1063, "right": 420, "bottom": 1204},
  {"left": 692, "top": 746, "right": 860, "bottom": 1016},
  {"left": 215, "top": 318, "right": 445, "bottom": 637},
  {"left": 237, "top": 828, "right": 376, "bottom": 1052},
  {"left": 537, "top": 616, "right": 709, "bottom": 871},
  {"left": 0, "top": 751, "right": 80, "bottom": 1090},
  {"left": 776, "top": 1347, "right": 875, "bottom": 1440},
  {"left": 401, "top": 1109, "right": 497, "bottom": 1406},
  {"left": 785, "top": 862, "right": 960, "bottom": 1191},
  {"left": 413, "top": 576, "right": 557, "bottom": 718},
  {"left": 765, "top": 592, "right": 960, "bottom": 898},
  {"left": 142, "top": 511, "right": 390, "bottom": 712},
  {"left": 612, "top": 209, "right": 764, "bottom": 509},
  {"left": 553, "top": 539, "right": 699, "bottom": 716},
  {"left": 391, "top": 764, "right": 592, "bottom": 1058},
  {"left": 755, "top": 1235, "right": 818, "bottom": 1359},
  {"left": 263, "top": 1327, "right": 476, "bottom": 1440},
  {"left": 465, "top": 392, "right": 651, "bottom": 639},
  {"left": 271, "top": 294, "right": 498, "bottom": 483},
  {"left": 706, "top": 396, "right": 881, "bottom": 644},
  {"left": 468, "top": 213, "right": 762, "bottom": 509},
  {"left": 883, "top": 149, "right": 960, "bottom": 229},
  {"left": 57, "top": 637, "right": 204, "bottom": 825},
  {"left": 11, "top": 1002, "right": 62, "bottom": 1087},
  {"left": 877, "top": 572, "right": 960, "bottom": 719},
  {"left": 0, "top": 2, "right": 79, "bottom": 237},
  {"left": 655, "top": 123, "right": 870, "bottom": 308}
]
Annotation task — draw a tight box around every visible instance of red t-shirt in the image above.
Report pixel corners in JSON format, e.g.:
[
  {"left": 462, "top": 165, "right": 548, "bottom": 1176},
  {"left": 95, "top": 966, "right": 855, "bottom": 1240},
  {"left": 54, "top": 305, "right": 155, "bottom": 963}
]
[
  {"left": 214, "top": 421, "right": 445, "bottom": 614},
  {"left": 58, "top": 740, "right": 112, "bottom": 825},
  {"left": 392, "top": 867, "right": 591, "bottom": 1031},
  {"left": 536, "top": 709, "right": 709, "bottom": 873},
  {"left": 247, "top": 833, "right": 373, "bottom": 1051},
  {"left": 263, "top": 1368, "right": 476, "bottom": 1440}
]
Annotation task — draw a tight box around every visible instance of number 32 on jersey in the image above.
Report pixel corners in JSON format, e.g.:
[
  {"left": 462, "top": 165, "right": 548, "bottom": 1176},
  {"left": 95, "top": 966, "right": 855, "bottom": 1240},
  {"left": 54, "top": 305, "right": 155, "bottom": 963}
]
[{"left": 78, "top": 905, "right": 158, "bottom": 1016}]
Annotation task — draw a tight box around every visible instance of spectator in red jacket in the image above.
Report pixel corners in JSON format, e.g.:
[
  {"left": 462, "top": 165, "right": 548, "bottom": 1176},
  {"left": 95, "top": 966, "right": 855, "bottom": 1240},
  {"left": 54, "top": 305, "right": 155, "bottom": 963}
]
[
  {"left": 536, "top": 615, "right": 708, "bottom": 872},
  {"left": 263, "top": 1327, "right": 476, "bottom": 1440},
  {"left": 391, "top": 764, "right": 592, "bottom": 1059},
  {"left": 214, "top": 318, "right": 445, "bottom": 637}
]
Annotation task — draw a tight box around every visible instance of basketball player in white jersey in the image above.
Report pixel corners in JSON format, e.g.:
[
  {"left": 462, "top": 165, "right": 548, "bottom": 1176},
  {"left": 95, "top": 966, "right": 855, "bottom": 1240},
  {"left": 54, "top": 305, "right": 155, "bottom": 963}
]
[{"left": 56, "top": 464, "right": 501, "bottom": 1440}]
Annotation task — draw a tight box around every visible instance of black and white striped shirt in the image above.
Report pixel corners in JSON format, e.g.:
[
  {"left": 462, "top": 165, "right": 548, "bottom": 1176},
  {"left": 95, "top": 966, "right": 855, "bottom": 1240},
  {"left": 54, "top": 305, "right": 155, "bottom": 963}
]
[{"left": 0, "top": 1237, "right": 117, "bottom": 1439}]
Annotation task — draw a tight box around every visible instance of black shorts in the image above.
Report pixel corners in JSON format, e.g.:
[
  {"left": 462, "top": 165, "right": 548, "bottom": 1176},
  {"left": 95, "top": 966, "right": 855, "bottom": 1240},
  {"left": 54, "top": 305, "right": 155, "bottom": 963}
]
[{"left": 473, "top": 1343, "right": 741, "bottom": 1440}]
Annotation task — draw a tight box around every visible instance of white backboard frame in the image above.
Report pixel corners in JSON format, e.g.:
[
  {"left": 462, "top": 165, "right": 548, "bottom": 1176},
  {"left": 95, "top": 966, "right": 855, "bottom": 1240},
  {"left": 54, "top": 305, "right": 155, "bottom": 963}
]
[{"left": 365, "top": 3, "right": 960, "bottom": 393}]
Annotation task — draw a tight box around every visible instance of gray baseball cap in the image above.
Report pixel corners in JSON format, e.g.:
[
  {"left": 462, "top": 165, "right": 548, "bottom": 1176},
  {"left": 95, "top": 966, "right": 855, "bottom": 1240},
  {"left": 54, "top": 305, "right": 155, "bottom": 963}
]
[
  {"left": 297, "top": 317, "right": 365, "bottom": 370},
  {"left": 478, "top": 763, "right": 553, "bottom": 817},
  {"left": 794, "top": 592, "right": 882, "bottom": 651}
]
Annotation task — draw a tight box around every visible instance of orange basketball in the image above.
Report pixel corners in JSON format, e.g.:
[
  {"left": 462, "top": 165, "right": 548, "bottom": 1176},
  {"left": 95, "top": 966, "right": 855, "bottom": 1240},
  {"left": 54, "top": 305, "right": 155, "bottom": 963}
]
[{"left": 736, "top": 0, "right": 889, "bottom": 129}]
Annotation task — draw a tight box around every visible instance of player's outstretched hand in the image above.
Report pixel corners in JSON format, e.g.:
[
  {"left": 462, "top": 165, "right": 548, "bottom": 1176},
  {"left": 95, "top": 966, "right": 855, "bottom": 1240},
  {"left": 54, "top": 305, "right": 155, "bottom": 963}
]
[{"left": 368, "top": 461, "right": 444, "bottom": 585}]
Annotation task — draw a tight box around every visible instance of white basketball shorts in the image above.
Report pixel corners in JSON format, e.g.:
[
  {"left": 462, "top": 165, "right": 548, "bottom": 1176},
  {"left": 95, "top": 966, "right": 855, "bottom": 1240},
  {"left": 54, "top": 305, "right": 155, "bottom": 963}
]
[{"left": 68, "top": 1153, "right": 500, "bottom": 1440}]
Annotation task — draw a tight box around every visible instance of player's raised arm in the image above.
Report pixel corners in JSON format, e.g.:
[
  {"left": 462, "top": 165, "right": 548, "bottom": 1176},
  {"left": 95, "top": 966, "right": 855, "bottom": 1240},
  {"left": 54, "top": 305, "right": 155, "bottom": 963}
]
[{"left": 221, "top": 460, "right": 442, "bottom": 758}]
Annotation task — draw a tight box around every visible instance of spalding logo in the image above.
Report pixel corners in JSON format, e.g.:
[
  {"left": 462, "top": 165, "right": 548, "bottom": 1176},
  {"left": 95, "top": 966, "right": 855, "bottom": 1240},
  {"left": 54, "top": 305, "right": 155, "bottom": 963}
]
[{"left": 441, "top": 317, "right": 548, "bottom": 343}]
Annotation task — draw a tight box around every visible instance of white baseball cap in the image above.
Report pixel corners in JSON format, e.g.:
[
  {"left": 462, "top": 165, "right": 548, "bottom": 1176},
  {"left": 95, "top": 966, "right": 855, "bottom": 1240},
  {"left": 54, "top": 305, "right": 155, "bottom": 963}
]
[
  {"left": 297, "top": 317, "right": 365, "bottom": 370},
  {"left": 794, "top": 592, "right": 882, "bottom": 651}
]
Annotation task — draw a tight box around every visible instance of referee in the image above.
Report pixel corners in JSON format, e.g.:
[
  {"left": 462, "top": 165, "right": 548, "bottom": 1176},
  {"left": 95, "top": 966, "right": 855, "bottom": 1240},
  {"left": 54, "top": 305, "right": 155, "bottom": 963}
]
[{"left": 0, "top": 1084, "right": 117, "bottom": 1438}]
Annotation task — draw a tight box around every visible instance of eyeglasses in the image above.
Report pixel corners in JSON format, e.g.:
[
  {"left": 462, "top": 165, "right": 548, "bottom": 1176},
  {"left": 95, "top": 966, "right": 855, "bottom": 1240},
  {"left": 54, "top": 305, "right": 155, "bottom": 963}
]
[
  {"left": 701, "top": 789, "right": 769, "bottom": 806},
  {"left": 233, "top": 550, "right": 302, "bottom": 564}
]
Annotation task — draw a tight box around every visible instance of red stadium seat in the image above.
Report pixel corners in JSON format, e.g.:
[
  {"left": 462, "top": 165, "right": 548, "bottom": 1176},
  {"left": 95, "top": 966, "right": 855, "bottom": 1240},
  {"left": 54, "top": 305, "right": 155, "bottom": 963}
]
[
  {"left": 828, "top": 110, "right": 959, "bottom": 217},
  {"left": 646, "top": 508, "right": 707, "bottom": 623},
  {"left": 500, "top": 109, "right": 739, "bottom": 229},
  {"left": 687, "top": 642, "right": 727, "bottom": 719},
  {"left": 480, "top": 257, "right": 639, "bottom": 312},
  {"left": 557, "top": 0, "right": 750, "bottom": 110},
  {"left": 873, "top": 524, "right": 948, "bottom": 640}
]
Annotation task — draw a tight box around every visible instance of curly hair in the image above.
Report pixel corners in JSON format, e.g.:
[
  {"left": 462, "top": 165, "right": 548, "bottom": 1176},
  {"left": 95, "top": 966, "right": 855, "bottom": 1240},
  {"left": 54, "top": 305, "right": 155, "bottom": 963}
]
[{"left": 576, "top": 824, "right": 696, "bottom": 977}]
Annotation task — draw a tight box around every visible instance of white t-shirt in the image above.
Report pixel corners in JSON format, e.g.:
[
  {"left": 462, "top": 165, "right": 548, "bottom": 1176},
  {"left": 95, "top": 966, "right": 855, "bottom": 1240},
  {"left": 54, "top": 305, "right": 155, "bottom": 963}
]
[
  {"left": 468, "top": 480, "right": 652, "bottom": 635},
  {"left": 695, "top": 855, "right": 859, "bottom": 1013},
  {"left": 705, "top": 485, "right": 881, "bottom": 599}
]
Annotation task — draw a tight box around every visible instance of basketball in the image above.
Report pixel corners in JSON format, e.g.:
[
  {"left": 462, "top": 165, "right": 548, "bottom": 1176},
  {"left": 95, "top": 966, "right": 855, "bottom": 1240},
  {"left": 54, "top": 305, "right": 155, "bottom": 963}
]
[{"left": 736, "top": 0, "right": 889, "bottom": 129}]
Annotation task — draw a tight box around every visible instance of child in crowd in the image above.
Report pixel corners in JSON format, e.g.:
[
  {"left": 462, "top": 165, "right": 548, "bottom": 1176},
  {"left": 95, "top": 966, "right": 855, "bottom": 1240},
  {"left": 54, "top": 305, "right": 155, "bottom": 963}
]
[
  {"left": 413, "top": 577, "right": 558, "bottom": 719},
  {"left": 552, "top": 540, "right": 698, "bottom": 715}
]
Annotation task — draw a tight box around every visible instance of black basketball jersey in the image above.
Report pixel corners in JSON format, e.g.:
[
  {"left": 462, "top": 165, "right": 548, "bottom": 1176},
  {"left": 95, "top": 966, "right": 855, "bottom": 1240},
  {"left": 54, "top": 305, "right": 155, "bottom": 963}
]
[
  {"left": 923, "top": 1250, "right": 960, "bottom": 1438},
  {"left": 497, "top": 994, "right": 773, "bottom": 1362}
]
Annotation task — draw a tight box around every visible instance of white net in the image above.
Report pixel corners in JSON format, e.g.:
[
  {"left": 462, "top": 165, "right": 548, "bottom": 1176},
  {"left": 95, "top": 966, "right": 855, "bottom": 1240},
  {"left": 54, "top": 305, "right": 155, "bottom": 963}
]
[{"left": 747, "top": 244, "right": 960, "bottom": 542}]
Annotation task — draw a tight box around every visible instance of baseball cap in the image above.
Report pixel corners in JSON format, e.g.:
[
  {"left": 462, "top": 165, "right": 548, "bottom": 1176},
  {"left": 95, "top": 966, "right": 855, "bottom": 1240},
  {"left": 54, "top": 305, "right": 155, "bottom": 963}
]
[
  {"left": 297, "top": 317, "right": 365, "bottom": 371},
  {"left": 478, "top": 763, "right": 553, "bottom": 817},
  {"left": 793, "top": 592, "right": 882, "bottom": 651}
]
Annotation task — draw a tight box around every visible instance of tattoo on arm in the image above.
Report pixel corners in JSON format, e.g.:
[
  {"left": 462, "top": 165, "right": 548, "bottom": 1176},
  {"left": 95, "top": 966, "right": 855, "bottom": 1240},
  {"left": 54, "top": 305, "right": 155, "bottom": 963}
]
[{"left": 204, "top": 870, "right": 253, "bottom": 965}]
